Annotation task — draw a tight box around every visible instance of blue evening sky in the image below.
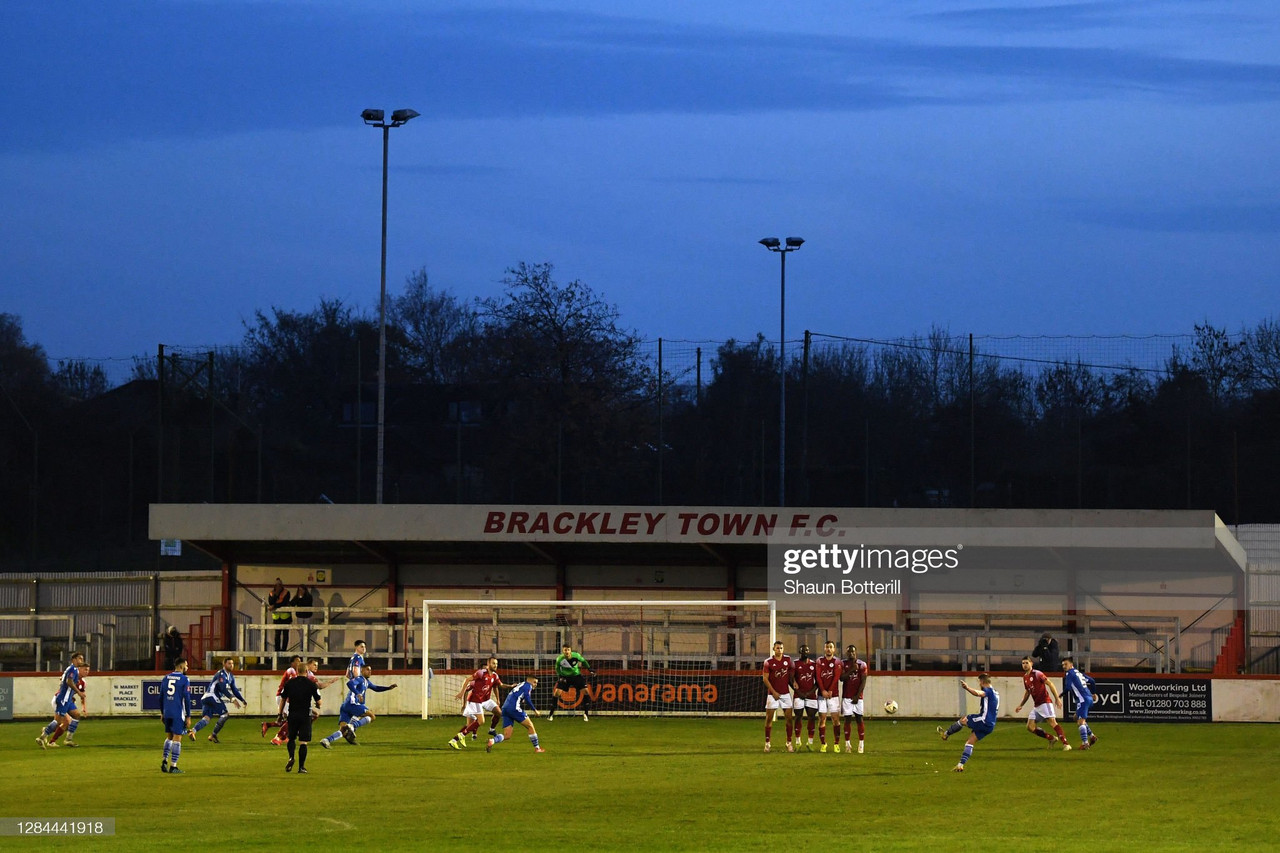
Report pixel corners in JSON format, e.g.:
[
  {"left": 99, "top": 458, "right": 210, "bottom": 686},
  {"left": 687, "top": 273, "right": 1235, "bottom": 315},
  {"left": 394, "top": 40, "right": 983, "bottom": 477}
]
[{"left": 3, "top": 0, "right": 1278, "bottom": 362}]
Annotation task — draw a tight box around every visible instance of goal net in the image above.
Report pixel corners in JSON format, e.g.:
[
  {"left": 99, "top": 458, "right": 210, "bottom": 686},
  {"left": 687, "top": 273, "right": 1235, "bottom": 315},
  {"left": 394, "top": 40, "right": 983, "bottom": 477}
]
[{"left": 422, "top": 600, "right": 782, "bottom": 718}]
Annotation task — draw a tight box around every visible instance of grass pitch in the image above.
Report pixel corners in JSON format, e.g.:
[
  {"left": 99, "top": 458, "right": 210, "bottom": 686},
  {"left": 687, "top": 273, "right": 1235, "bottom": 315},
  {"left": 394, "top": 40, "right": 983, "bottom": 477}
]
[{"left": 2, "top": 715, "right": 1277, "bottom": 851}]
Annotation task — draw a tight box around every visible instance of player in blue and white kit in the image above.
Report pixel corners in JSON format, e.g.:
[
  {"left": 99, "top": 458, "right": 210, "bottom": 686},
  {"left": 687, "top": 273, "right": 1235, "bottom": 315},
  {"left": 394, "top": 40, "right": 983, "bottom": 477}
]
[
  {"left": 486, "top": 675, "right": 543, "bottom": 753},
  {"left": 347, "top": 640, "right": 366, "bottom": 678},
  {"left": 161, "top": 658, "right": 193, "bottom": 773},
  {"left": 1062, "top": 657, "right": 1099, "bottom": 750},
  {"left": 37, "top": 652, "right": 87, "bottom": 749},
  {"left": 938, "top": 673, "right": 999, "bottom": 772},
  {"left": 318, "top": 671, "right": 397, "bottom": 749},
  {"left": 191, "top": 658, "right": 247, "bottom": 743}
]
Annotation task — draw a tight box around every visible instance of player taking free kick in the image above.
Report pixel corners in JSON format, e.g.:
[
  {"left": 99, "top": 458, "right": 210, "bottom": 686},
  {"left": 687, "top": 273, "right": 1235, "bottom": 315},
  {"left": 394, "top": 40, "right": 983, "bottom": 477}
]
[{"left": 939, "top": 673, "right": 999, "bottom": 772}]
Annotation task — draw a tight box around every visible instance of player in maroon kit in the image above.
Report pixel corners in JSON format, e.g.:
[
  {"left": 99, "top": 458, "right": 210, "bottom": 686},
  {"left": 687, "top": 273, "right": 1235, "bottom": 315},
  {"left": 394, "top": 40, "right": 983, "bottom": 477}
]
[
  {"left": 790, "top": 644, "right": 819, "bottom": 751},
  {"left": 840, "top": 644, "right": 869, "bottom": 754},
  {"left": 449, "top": 656, "right": 506, "bottom": 749},
  {"left": 815, "top": 641, "right": 844, "bottom": 753},
  {"left": 761, "top": 640, "right": 795, "bottom": 753},
  {"left": 1015, "top": 655, "right": 1071, "bottom": 750}
]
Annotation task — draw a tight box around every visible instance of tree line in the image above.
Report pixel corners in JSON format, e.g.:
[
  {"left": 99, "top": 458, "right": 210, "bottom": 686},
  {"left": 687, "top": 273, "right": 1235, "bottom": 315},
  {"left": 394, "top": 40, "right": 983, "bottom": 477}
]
[{"left": 2, "top": 263, "right": 1278, "bottom": 566}]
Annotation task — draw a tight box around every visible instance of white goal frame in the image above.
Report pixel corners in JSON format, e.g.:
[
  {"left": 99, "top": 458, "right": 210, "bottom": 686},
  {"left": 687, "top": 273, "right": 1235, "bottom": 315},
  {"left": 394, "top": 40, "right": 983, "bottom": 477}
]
[{"left": 420, "top": 599, "right": 777, "bottom": 719}]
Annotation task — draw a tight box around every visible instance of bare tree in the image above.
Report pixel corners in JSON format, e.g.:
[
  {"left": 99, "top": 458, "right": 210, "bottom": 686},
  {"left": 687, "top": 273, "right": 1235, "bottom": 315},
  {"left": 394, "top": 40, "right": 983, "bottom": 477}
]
[
  {"left": 1246, "top": 316, "right": 1280, "bottom": 391},
  {"left": 52, "top": 359, "right": 109, "bottom": 401},
  {"left": 391, "top": 268, "right": 478, "bottom": 384}
]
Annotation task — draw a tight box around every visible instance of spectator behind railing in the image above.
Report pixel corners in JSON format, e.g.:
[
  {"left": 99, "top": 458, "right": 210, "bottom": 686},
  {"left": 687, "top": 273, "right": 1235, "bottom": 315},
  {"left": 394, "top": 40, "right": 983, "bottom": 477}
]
[
  {"left": 162, "top": 626, "right": 184, "bottom": 671},
  {"left": 1032, "top": 632, "right": 1062, "bottom": 673},
  {"left": 268, "top": 579, "right": 291, "bottom": 652},
  {"left": 294, "top": 586, "right": 314, "bottom": 651}
]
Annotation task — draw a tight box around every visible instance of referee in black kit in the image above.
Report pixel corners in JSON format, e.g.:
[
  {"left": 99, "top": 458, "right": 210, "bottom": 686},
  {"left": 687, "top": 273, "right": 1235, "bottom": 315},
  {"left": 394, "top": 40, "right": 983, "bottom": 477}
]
[{"left": 281, "top": 662, "right": 323, "bottom": 774}]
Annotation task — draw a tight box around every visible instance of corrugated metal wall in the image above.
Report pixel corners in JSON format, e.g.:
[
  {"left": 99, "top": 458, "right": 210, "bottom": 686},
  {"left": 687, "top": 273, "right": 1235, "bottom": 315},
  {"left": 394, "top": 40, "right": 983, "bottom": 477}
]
[
  {"left": 1236, "top": 524, "right": 1280, "bottom": 673},
  {"left": 0, "top": 572, "right": 221, "bottom": 672}
]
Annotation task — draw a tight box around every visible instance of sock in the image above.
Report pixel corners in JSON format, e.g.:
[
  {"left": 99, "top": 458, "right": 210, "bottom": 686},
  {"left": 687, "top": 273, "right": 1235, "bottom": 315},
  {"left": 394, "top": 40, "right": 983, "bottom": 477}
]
[
  {"left": 945, "top": 722, "right": 963, "bottom": 737},
  {"left": 163, "top": 740, "right": 172, "bottom": 761},
  {"left": 1079, "top": 723, "right": 1089, "bottom": 744},
  {"left": 488, "top": 727, "right": 497, "bottom": 737},
  {"left": 67, "top": 719, "right": 79, "bottom": 737},
  {"left": 843, "top": 719, "right": 852, "bottom": 742},
  {"left": 785, "top": 721, "right": 793, "bottom": 742},
  {"left": 351, "top": 716, "right": 371, "bottom": 730},
  {"left": 529, "top": 733, "right": 540, "bottom": 748},
  {"left": 298, "top": 744, "right": 308, "bottom": 770},
  {"left": 807, "top": 719, "right": 815, "bottom": 740},
  {"left": 959, "top": 744, "right": 974, "bottom": 766},
  {"left": 857, "top": 718, "right": 865, "bottom": 740},
  {"left": 1032, "top": 728, "right": 1051, "bottom": 740},
  {"left": 818, "top": 723, "right": 826, "bottom": 744},
  {"left": 493, "top": 733, "right": 505, "bottom": 744},
  {"left": 193, "top": 718, "right": 209, "bottom": 732},
  {"left": 1052, "top": 723, "right": 1066, "bottom": 743},
  {"left": 170, "top": 741, "right": 181, "bottom": 767},
  {"left": 764, "top": 721, "right": 772, "bottom": 742},
  {"left": 214, "top": 715, "right": 228, "bottom": 735},
  {"left": 50, "top": 724, "right": 64, "bottom": 743},
  {"left": 43, "top": 720, "right": 58, "bottom": 737}
]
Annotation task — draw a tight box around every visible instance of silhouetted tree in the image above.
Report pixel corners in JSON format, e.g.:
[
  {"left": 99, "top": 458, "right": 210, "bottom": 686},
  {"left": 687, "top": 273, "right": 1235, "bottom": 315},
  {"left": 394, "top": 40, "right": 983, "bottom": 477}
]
[
  {"left": 468, "top": 262, "right": 652, "bottom": 502},
  {"left": 391, "top": 268, "right": 478, "bottom": 384}
]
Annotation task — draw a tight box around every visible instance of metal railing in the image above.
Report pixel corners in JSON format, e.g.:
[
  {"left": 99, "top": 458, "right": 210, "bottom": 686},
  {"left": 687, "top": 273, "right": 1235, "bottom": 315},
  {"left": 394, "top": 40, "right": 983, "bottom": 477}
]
[{"left": 874, "top": 613, "right": 1186, "bottom": 673}]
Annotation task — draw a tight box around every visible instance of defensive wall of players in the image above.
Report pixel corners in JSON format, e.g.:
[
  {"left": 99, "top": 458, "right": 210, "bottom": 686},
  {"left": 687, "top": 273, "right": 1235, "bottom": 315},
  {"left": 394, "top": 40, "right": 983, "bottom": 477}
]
[{"left": 3, "top": 671, "right": 1278, "bottom": 722}]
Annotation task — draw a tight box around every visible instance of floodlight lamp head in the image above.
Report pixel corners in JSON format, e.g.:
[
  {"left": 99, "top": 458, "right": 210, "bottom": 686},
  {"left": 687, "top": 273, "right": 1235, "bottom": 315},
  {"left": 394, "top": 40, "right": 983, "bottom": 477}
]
[
  {"left": 759, "top": 237, "right": 781, "bottom": 249},
  {"left": 785, "top": 237, "right": 805, "bottom": 249},
  {"left": 390, "top": 108, "right": 420, "bottom": 125},
  {"left": 361, "top": 108, "right": 385, "bottom": 124}
]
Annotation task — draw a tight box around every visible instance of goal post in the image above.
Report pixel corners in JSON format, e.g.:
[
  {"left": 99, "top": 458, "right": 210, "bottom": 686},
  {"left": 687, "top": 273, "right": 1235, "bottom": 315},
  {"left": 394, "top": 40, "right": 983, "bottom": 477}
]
[{"left": 421, "top": 600, "right": 778, "bottom": 719}]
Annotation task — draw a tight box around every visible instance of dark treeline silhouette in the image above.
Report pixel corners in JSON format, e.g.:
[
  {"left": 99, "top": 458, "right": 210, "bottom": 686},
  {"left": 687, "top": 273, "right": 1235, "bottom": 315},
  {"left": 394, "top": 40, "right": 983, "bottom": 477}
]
[{"left": 2, "top": 270, "right": 1279, "bottom": 568}]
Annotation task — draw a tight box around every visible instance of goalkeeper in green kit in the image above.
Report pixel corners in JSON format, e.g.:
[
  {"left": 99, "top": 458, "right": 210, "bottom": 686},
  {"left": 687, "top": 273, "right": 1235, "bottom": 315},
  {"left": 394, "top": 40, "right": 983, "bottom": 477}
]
[{"left": 548, "top": 644, "right": 593, "bottom": 721}]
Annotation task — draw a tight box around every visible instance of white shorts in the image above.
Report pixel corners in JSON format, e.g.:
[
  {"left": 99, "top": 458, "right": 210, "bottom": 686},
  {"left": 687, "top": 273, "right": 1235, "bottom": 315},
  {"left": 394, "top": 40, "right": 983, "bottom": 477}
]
[
  {"left": 818, "top": 696, "right": 841, "bottom": 715},
  {"left": 794, "top": 696, "right": 819, "bottom": 711},
  {"left": 464, "top": 699, "right": 499, "bottom": 718},
  {"left": 764, "top": 694, "right": 793, "bottom": 711},
  {"left": 842, "top": 698, "right": 865, "bottom": 717},
  {"left": 1028, "top": 702, "right": 1057, "bottom": 722}
]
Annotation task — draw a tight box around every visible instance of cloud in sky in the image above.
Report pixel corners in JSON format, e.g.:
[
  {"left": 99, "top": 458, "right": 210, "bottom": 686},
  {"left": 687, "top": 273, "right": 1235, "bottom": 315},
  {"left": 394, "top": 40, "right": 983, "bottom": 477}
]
[
  {"left": 7, "top": 2, "right": 1280, "bottom": 153},
  {"left": 2, "top": 0, "right": 1279, "bottom": 361}
]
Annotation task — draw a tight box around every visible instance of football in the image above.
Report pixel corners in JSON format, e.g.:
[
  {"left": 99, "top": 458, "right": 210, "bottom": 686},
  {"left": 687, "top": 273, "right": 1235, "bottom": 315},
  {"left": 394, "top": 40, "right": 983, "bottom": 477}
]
[{"left": 884, "top": 699, "right": 899, "bottom": 715}]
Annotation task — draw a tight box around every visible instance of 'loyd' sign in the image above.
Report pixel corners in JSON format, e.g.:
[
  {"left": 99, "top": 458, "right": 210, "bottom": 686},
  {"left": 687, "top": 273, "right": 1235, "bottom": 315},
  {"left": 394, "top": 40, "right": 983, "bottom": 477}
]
[{"left": 1064, "top": 678, "right": 1211, "bottom": 722}]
